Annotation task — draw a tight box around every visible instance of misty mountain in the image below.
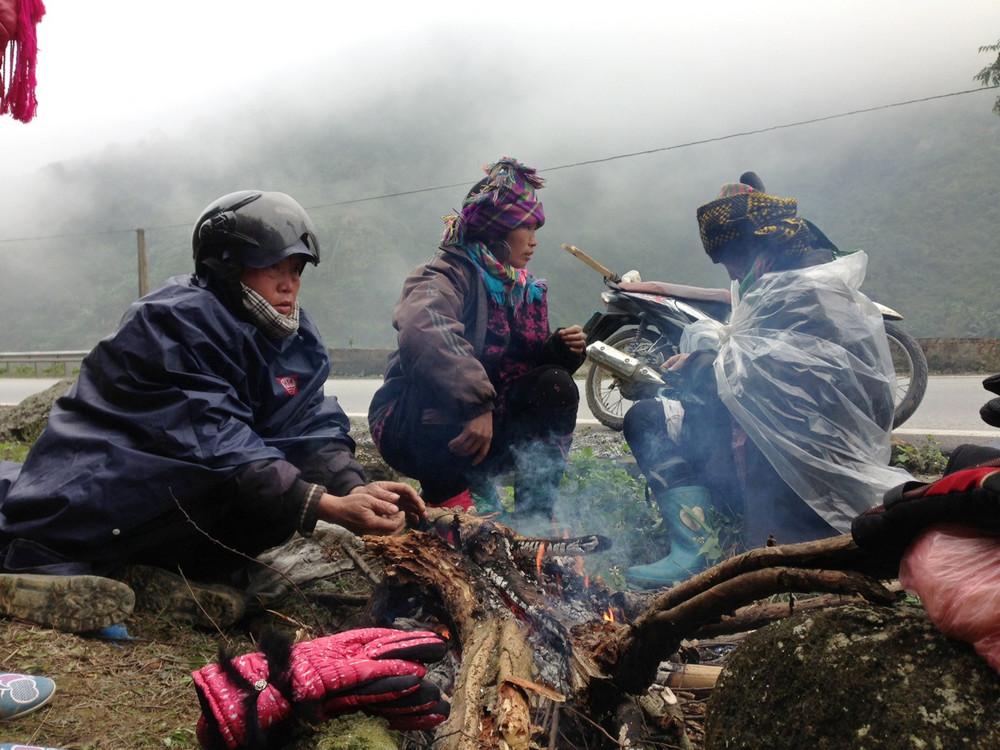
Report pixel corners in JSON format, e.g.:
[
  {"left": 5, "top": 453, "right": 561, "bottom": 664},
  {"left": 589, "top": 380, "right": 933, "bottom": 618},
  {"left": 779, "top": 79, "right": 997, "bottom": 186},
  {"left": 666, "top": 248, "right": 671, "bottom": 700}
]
[{"left": 1, "top": 83, "right": 998, "bottom": 351}]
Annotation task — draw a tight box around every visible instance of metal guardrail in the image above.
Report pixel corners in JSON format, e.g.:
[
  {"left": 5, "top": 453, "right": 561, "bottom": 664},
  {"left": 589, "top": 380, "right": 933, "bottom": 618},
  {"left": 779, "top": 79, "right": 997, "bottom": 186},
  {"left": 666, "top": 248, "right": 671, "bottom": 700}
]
[
  {"left": 0, "top": 351, "right": 88, "bottom": 376},
  {"left": 2, "top": 339, "right": 1000, "bottom": 377}
]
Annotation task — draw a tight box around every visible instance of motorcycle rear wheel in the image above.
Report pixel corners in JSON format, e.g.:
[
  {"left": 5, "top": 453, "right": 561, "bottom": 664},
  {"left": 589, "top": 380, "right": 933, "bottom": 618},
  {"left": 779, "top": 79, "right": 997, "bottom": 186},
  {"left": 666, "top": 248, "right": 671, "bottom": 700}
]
[
  {"left": 584, "top": 327, "right": 664, "bottom": 431},
  {"left": 884, "top": 320, "right": 928, "bottom": 428}
]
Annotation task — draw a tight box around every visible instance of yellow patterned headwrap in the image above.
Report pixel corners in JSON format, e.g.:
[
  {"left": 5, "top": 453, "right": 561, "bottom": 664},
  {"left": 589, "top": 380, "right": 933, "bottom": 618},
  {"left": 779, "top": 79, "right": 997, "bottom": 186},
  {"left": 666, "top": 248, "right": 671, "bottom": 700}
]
[{"left": 697, "top": 188, "right": 810, "bottom": 262}]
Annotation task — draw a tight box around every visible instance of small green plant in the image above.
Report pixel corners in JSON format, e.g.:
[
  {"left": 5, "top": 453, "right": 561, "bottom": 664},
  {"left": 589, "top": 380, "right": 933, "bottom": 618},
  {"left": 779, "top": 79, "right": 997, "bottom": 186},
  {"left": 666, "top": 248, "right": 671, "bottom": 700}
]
[
  {"left": 555, "top": 447, "right": 667, "bottom": 584},
  {"left": 892, "top": 437, "right": 947, "bottom": 475},
  {"left": 688, "top": 503, "right": 743, "bottom": 566}
]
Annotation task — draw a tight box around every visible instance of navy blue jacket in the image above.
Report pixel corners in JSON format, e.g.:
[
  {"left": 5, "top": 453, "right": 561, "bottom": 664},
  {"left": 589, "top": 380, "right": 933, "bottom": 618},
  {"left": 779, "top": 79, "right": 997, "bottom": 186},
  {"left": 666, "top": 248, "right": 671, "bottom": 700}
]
[{"left": 0, "top": 275, "right": 363, "bottom": 569}]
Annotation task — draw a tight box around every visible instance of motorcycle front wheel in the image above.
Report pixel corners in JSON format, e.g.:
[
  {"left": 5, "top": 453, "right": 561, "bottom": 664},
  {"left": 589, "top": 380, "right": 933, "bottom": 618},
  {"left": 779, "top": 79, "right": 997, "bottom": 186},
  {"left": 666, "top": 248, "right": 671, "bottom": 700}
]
[
  {"left": 584, "top": 327, "right": 665, "bottom": 431},
  {"left": 884, "top": 320, "right": 928, "bottom": 428}
]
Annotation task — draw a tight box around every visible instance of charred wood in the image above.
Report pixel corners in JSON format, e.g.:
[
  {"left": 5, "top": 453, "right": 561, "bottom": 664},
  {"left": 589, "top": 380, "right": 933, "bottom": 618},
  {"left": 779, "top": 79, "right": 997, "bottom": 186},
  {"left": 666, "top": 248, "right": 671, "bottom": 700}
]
[{"left": 360, "top": 515, "right": 904, "bottom": 747}]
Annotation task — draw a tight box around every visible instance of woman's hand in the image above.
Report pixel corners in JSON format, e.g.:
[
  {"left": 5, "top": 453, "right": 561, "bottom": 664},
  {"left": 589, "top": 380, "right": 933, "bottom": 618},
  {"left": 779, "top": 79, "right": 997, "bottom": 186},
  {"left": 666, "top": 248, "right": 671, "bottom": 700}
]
[
  {"left": 448, "top": 411, "right": 493, "bottom": 466},
  {"left": 557, "top": 325, "right": 587, "bottom": 354},
  {"left": 661, "top": 352, "right": 691, "bottom": 372}
]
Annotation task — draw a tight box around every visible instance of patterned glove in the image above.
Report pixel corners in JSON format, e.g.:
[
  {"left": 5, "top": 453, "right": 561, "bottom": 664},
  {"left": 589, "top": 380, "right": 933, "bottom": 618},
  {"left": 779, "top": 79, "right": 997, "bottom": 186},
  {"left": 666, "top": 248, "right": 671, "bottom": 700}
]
[
  {"left": 852, "top": 466, "right": 1000, "bottom": 553},
  {"left": 979, "top": 373, "right": 1000, "bottom": 428},
  {"left": 192, "top": 628, "right": 450, "bottom": 749}
]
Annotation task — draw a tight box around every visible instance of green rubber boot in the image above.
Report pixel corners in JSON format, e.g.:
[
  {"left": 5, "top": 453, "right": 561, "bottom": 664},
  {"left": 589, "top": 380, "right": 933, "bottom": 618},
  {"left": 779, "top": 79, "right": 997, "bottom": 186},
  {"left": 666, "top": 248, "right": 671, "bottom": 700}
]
[{"left": 626, "top": 485, "right": 713, "bottom": 589}]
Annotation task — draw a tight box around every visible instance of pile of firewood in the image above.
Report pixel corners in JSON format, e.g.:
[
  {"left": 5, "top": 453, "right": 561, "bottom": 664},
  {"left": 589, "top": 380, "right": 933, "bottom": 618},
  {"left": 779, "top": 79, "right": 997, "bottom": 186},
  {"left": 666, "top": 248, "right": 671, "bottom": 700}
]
[{"left": 358, "top": 508, "right": 899, "bottom": 750}]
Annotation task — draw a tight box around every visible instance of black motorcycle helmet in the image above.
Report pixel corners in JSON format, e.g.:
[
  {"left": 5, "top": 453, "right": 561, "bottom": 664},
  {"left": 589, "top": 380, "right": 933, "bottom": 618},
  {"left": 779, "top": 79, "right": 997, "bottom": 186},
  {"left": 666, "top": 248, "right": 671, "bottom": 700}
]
[{"left": 192, "top": 190, "right": 320, "bottom": 282}]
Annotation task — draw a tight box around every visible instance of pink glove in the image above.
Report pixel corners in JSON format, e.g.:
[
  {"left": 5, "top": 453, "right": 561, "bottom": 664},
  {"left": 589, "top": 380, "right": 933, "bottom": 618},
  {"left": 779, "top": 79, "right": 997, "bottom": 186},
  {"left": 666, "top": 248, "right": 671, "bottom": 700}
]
[{"left": 192, "top": 628, "right": 449, "bottom": 749}]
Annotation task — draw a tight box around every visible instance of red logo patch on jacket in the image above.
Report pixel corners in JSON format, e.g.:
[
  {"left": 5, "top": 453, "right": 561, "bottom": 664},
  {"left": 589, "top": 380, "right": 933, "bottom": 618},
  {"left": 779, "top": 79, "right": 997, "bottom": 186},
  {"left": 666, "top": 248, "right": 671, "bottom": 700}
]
[{"left": 276, "top": 375, "right": 299, "bottom": 396}]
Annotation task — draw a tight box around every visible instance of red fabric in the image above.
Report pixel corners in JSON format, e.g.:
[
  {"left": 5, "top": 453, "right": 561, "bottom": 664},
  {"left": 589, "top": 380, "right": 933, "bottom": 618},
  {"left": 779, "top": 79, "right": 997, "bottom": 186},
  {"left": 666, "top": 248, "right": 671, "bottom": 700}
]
[
  {"left": 192, "top": 628, "right": 447, "bottom": 749},
  {"left": 0, "top": 0, "right": 45, "bottom": 122},
  {"left": 436, "top": 488, "right": 475, "bottom": 511},
  {"left": 920, "top": 466, "right": 1000, "bottom": 497},
  {"left": 0, "top": 0, "right": 17, "bottom": 48}
]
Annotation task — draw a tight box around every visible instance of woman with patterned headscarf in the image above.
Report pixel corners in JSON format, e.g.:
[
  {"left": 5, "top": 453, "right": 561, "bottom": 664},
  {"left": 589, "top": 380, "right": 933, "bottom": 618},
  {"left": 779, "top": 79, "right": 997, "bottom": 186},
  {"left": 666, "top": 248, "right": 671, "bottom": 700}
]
[
  {"left": 369, "top": 157, "right": 586, "bottom": 525},
  {"left": 622, "top": 174, "right": 906, "bottom": 589}
]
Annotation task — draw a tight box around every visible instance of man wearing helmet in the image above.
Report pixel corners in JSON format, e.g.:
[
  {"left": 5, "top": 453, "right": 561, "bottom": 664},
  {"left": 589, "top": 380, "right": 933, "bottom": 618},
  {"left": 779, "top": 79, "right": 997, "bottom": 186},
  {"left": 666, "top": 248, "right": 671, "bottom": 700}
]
[{"left": 0, "top": 191, "right": 424, "bottom": 633}]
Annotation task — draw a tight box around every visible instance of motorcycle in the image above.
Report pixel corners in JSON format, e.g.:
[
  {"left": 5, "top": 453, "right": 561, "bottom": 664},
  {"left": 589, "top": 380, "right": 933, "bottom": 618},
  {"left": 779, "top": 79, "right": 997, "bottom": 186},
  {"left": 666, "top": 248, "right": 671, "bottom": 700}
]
[{"left": 564, "top": 244, "right": 929, "bottom": 431}]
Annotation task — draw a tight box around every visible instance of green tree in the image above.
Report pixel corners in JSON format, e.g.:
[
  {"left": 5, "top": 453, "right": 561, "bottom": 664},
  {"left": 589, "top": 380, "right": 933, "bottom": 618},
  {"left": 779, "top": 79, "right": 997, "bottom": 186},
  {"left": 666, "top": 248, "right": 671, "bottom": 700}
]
[{"left": 975, "top": 38, "right": 1000, "bottom": 115}]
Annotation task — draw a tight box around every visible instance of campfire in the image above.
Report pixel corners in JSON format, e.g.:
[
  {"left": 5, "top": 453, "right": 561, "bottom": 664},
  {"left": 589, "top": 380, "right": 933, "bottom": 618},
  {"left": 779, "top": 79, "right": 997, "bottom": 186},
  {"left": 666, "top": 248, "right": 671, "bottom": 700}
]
[{"left": 358, "top": 508, "right": 899, "bottom": 749}]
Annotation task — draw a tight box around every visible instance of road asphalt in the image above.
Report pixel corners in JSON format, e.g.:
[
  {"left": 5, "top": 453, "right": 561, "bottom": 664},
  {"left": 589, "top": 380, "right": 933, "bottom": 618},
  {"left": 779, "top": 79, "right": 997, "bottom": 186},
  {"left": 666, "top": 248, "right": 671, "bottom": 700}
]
[{"left": 2, "top": 376, "right": 998, "bottom": 451}]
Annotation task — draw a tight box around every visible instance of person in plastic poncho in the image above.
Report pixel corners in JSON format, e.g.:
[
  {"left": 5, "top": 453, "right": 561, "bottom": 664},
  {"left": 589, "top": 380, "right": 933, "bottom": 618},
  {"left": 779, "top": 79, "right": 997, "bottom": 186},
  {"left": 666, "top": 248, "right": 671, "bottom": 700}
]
[
  {"left": 0, "top": 191, "right": 425, "bottom": 632},
  {"left": 622, "top": 174, "right": 911, "bottom": 589}
]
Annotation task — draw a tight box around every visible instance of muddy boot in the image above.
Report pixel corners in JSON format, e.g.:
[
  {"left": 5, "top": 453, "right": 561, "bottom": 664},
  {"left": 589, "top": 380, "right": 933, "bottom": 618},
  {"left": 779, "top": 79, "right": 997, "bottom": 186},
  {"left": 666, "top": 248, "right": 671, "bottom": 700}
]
[
  {"left": 125, "top": 565, "right": 246, "bottom": 629},
  {"left": 626, "top": 485, "right": 713, "bottom": 589},
  {"left": 0, "top": 574, "right": 135, "bottom": 633}
]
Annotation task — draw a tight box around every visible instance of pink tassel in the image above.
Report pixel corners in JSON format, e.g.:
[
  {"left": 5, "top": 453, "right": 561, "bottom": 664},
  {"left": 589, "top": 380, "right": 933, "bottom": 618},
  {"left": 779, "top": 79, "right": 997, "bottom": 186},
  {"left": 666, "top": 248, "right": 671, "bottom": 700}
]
[{"left": 0, "top": 0, "right": 46, "bottom": 123}]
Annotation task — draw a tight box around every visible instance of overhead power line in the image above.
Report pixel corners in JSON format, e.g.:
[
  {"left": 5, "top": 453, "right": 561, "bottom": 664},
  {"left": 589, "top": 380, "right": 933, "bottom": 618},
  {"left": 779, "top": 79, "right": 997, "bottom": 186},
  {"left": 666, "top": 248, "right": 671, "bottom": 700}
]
[{"left": 1, "top": 85, "right": 996, "bottom": 246}]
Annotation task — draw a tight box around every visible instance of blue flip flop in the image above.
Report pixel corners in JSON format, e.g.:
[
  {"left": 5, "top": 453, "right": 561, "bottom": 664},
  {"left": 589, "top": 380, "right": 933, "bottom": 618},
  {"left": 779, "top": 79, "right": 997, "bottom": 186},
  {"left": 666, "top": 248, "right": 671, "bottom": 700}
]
[{"left": 0, "top": 673, "right": 56, "bottom": 720}]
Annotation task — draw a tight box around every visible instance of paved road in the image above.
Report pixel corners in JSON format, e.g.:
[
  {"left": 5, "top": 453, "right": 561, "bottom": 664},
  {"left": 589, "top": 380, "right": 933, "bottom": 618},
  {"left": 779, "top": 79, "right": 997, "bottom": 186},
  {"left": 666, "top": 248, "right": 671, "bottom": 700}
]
[{"left": 3, "top": 376, "right": 999, "bottom": 449}]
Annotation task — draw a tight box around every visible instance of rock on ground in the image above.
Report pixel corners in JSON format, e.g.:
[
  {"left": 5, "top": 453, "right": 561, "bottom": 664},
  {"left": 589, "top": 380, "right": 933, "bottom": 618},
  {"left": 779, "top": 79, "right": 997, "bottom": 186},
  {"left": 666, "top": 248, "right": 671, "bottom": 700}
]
[
  {"left": 0, "top": 378, "right": 72, "bottom": 442},
  {"left": 705, "top": 603, "right": 1000, "bottom": 750}
]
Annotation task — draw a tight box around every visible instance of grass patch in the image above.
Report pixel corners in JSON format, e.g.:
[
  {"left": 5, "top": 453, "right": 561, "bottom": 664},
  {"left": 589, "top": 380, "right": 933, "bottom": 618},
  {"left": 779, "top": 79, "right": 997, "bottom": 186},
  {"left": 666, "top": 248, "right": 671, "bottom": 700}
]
[
  {"left": 0, "top": 440, "right": 31, "bottom": 462},
  {"left": 0, "top": 363, "right": 79, "bottom": 378},
  {"left": 0, "top": 614, "right": 256, "bottom": 749}
]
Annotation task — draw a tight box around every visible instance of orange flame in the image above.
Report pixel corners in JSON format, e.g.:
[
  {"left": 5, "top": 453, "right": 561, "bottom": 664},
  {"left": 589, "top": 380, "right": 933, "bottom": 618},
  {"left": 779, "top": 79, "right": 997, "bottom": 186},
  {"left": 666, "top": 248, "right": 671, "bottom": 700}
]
[
  {"left": 426, "top": 621, "right": 452, "bottom": 641},
  {"left": 602, "top": 607, "right": 616, "bottom": 623},
  {"left": 535, "top": 542, "right": 547, "bottom": 577}
]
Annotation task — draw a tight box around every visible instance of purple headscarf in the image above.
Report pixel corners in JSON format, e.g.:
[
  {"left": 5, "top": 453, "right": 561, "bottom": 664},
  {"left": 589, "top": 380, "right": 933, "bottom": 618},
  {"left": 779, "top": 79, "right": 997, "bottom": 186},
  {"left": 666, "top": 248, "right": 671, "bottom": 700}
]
[{"left": 442, "top": 157, "right": 545, "bottom": 246}]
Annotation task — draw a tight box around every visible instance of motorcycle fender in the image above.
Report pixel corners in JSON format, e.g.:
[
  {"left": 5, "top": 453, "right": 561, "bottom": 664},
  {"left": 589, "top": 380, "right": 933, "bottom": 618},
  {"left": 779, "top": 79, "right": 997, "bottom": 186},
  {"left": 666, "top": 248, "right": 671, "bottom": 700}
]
[{"left": 583, "top": 312, "right": 636, "bottom": 342}]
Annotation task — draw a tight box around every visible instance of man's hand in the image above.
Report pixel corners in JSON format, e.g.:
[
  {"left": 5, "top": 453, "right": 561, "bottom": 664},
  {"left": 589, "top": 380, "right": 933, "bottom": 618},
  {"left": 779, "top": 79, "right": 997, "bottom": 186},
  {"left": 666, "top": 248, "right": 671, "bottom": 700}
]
[
  {"left": 557, "top": 325, "right": 587, "bottom": 354},
  {"left": 448, "top": 411, "right": 493, "bottom": 465},
  {"left": 355, "top": 481, "right": 426, "bottom": 525},
  {"left": 318, "top": 491, "right": 407, "bottom": 535}
]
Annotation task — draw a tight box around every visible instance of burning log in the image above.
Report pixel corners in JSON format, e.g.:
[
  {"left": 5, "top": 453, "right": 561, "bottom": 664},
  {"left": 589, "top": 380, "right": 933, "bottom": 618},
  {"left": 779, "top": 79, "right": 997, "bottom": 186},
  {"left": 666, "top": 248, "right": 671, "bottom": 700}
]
[
  {"left": 360, "top": 514, "right": 900, "bottom": 749},
  {"left": 366, "top": 510, "right": 614, "bottom": 749}
]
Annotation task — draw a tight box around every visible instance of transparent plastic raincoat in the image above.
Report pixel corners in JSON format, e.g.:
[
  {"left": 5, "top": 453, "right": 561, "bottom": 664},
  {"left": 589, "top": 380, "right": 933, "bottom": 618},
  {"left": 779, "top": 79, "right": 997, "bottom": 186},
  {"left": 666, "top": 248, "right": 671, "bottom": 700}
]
[{"left": 682, "top": 252, "right": 912, "bottom": 532}]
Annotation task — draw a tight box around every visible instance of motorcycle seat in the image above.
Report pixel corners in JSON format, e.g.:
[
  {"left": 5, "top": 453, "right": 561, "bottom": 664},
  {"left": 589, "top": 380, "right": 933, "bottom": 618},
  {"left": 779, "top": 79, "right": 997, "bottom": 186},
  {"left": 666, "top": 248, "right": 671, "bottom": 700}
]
[{"left": 618, "top": 280, "right": 732, "bottom": 305}]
